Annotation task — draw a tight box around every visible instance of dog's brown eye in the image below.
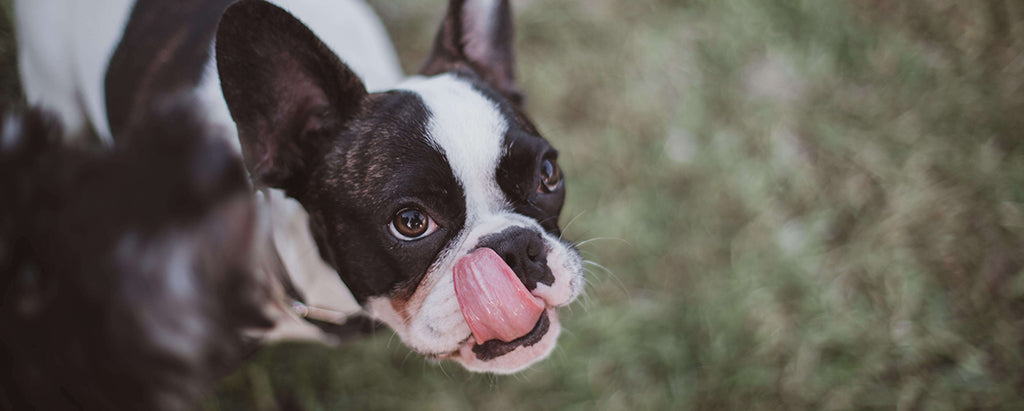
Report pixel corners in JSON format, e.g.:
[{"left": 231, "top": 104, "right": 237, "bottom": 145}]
[
  {"left": 539, "top": 158, "right": 562, "bottom": 193},
  {"left": 390, "top": 208, "right": 438, "bottom": 241}
]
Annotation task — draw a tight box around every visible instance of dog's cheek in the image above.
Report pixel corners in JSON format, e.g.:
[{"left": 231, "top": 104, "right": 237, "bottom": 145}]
[
  {"left": 366, "top": 296, "right": 411, "bottom": 339},
  {"left": 404, "top": 271, "right": 471, "bottom": 352}
]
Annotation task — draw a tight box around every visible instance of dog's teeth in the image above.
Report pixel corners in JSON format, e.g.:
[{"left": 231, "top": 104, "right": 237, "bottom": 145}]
[{"left": 453, "top": 248, "right": 545, "bottom": 343}]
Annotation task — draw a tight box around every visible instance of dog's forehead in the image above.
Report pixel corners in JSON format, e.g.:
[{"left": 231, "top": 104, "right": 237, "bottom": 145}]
[{"left": 397, "top": 74, "right": 510, "bottom": 220}]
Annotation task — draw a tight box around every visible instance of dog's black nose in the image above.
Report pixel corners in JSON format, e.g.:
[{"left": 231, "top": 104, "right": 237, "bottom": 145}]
[{"left": 476, "top": 227, "right": 554, "bottom": 290}]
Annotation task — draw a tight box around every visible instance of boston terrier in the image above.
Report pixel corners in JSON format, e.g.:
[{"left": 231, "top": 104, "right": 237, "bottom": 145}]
[
  {"left": 15, "top": 0, "right": 585, "bottom": 373},
  {"left": 0, "top": 102, "right": 279, "bottom": 409}
]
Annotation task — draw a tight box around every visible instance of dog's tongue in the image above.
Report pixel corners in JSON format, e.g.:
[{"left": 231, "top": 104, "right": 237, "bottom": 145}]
[{"left": 454, "top": 248, "right": 545, "bottom": 343}]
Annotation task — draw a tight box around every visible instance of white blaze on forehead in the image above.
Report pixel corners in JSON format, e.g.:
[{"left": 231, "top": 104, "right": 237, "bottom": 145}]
[{"left": 398, "top": 74, "right": 509, "bottom": 221}]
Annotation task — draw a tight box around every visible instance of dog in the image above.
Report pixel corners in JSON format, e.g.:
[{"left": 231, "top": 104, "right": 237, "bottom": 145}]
[
  {"left": 15, "top": 0, "right": 585, "bottom": 373},
  {"left": 0, "top": 102, "right": 278, "bottom": 409}
]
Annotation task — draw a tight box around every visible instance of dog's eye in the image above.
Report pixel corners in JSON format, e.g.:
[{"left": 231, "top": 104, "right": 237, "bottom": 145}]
[
  {"left": 538, "top": 158, "right": 562, "bottom": 193},
  {"left": 390, "top": 208, "right": 438, "bottom": 241}
]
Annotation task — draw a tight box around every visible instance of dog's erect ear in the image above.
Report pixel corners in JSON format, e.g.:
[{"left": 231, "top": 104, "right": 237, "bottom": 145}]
[
  {"left": 216, "top": 0, "right": 367, "bottom": 191},
  {"left": 420, "top": 0, "right": 523, "bottom": 106}
]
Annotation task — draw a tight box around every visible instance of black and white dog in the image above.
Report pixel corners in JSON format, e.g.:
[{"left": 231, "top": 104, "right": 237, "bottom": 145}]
[
  {"left": 0, "top": 102, "right": 278, "bottom": 409},
  {"left": 15, "top": 0, "right": 584, "bottom": 373}
]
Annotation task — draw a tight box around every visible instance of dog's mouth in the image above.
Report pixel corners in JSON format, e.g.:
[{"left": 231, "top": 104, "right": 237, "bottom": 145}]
[
  {"left": 468, "top": 310, "right": 550, "bottom": 360},
  {"left": 432, "top": 308, "right": 559, "bottom": 369},
  {"left": 453, "top": 247, "right": 545, "bottom": 342},
  {"left": 427, "top": 247, "right": 563, "bottom": 372}
]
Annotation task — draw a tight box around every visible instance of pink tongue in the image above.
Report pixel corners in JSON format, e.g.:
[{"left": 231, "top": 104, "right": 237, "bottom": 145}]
[{"left": 454, "top": 248, "right": 545, "bottom": 343}]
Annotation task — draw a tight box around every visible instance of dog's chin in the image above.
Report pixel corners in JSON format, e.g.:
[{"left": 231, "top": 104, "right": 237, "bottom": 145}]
[{"left": 441, "top": 308, "right": 561, "bottom": 374}]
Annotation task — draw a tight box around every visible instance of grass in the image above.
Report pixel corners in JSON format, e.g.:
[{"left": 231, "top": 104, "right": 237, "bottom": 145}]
[
  {"left": 3, "top": 0, "right": 1024, "bottom": 409},
  {"left": 0, "top": 0, "right": 19, "bottom": 104}
]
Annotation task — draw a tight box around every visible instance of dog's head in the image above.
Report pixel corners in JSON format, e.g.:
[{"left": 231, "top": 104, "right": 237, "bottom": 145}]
[
  {"left": 0, "top": 104, "right": 271, "bottom": 409},
  {"left": 217, "top": 0, "right": 583, "bottom": 373}
]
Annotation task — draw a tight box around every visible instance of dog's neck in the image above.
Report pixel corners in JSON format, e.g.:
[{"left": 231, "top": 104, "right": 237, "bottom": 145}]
[{"left": 250, "top": 188, "right": 368, "bottom": 342}]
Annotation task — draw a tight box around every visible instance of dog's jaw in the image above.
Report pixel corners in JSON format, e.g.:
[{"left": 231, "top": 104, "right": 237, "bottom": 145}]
[
  {"left": 455, "top": 308, "right": 561, "bottom": 374},
  {"left": 365, "top": 215, "right": 583, "bottom": 373}
]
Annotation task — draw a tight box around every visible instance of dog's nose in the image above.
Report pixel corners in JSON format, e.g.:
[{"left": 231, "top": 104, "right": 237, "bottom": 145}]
[{"left": 476, "top": 227, "right": 554, "bottom": 291}]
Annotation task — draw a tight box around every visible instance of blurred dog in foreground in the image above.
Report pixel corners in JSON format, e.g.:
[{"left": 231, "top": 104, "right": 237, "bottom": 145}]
[
  {"left": 14, "top": 0, "right": 584, "bottom": 381},
  {"left": 0, "top": 103, "right": 275, "bottom": 409}
]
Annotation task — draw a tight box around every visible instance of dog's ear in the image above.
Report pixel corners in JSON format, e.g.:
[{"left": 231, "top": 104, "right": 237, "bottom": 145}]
[
  {"left": 216, "top": 0, "right": 367, "bottom": 192},
  {"left": 420, "top": 0, "right": 523, "bottom": 106}
]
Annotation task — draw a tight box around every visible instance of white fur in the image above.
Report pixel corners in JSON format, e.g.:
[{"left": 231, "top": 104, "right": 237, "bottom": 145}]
[
  {"left": 535, "top": 236, "right": 585, "bottom": 306},
  {"left": 200, "top": 0, "right": 404, "bottom": 154},
  {"left": 362, "top": 75, "right": 585, "bottom": 372},
  {"left": 366, "top": 209, "right": 583, "bottom": 372},
  {"left": 15, "top": 0, "right": 134, "bottom": 141},
  {"left": 224, "top": 0, "right": 402, "bottom": 324},
  {"left": 14, "top": 0, "right": 400, "bottom": 327},
  {"left": 16, "top": 0, "right": 402, "bottom": 145},
  {"left": 400, "top": 74, "right": 509, "bottom": 220},
  {"left": 15, "top": 0, "right": 584, "bottom": 373}
]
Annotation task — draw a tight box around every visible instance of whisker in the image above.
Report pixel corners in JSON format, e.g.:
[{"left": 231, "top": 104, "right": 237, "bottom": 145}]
[
  {"left": 572, "top": 284, "right": 593, "bottom": 312},
  {"left": 437, "top": 358, "right": 451, "bottom": 380},
  {"left": 401, "top": 347, "right": 415, "bottom": 367},
  {"left": 583, "top": 259, "right": 630, "bottom": 298},
  {"left": 510, "top": 370, "right": 526, "bottom": 383},
  {"left": 559, "top": 210, "right": 587, "bottom": 240},
  {"left": 578, "top": 250, "right": 595, "bottom": 260},
  {"left": 386, "top": 330, "right": 398, "bottom": 349},
  {"left": 536, "top": 213, "right": 560, "bottom": 226},
  {"left": 574, "top": 236, "right": 630, "bottom": 248}
]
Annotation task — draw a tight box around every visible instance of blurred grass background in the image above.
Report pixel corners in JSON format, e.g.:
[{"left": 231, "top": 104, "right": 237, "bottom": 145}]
[{"left": 3, "top": 0, "right": 1024, "bottom": 409}]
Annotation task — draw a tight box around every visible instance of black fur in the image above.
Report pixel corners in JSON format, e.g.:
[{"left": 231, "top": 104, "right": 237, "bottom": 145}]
[
  {"left": 217, "top": 2, "right": 471, "bottom": 304},
  {"left": 305, "top": 91, "right": 466, "bottom": 302},
  {"left": 420, "top": 0, "right": 522, "bottom": 106},
  {"left": 446, "top": 68, "right": 566, "bottom": 235},
  {"left": 106, "top": 0, "right": 236, "bottom": 139},
  {"left": 216, "top": 0, "right": 568, "bottom": 306},
  {"left": 216, "top": 0, "right": 368, "bottom": 193},
  {"left": 0, "top": 103, "right": 272, "bottom": 410}
]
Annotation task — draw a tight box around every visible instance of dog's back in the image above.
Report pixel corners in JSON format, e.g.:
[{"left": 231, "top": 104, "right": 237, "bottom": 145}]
[
  {"left": 1, "top": 3, "right": 407, "bottom": 406},
  {"left": 15, "top": 0, "right": 403, "bottom": 144},
  {"left": 14, "top": 0, "right": 397, "bottom": 336}
]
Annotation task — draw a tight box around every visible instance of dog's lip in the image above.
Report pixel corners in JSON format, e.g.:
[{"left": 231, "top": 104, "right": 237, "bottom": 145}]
[
  {"left": 429, "top": 308, "right": 556, "bottom": 362},
  {"left": 469, "top": 310, "right": 550, "bottom": 361},
  {"left": 435, "top": 308, "right": 553, "bottom": 360}
]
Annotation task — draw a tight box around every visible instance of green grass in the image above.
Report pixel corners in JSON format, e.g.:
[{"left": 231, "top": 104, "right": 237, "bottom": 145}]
[
  {"left": 3, "top": 0, "right": 1024, "bottom": 409},
  {"left": 0, "top": 0, "right": 19, "bottom": 104}
]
